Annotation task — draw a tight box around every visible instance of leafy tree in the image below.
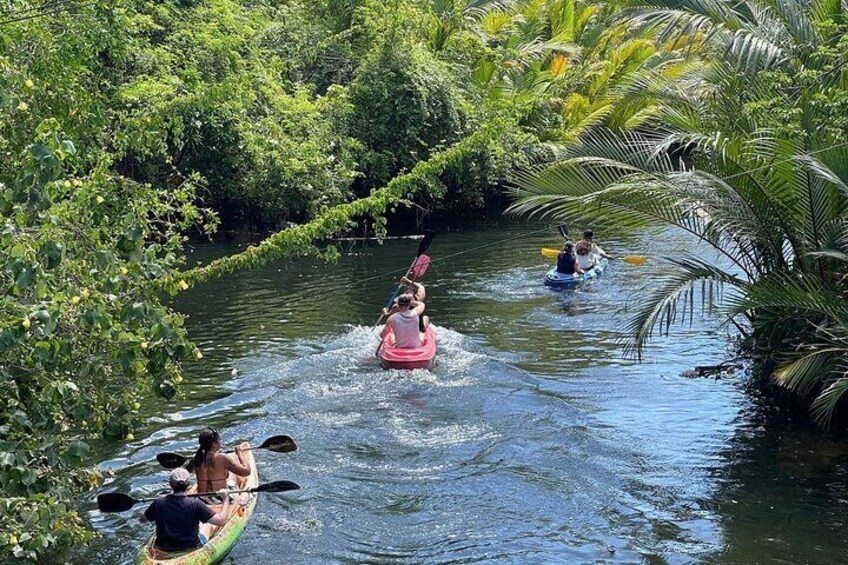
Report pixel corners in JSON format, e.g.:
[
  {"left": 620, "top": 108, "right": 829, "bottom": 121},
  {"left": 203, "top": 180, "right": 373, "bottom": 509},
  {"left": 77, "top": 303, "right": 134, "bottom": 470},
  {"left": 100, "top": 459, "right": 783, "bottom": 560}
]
[
  {"left": 347, "top": 37, "right": 469, "bottom": 190},
  {"left": 0, "top": 121, "right": 214, "bottom": 562}
]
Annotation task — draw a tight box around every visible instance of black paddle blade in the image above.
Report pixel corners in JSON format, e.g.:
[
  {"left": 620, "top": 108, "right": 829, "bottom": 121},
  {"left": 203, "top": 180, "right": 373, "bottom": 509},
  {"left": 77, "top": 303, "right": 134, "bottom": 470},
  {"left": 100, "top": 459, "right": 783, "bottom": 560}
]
[
  {"left": 97, "top": 492, "right": 139, "bottom": 513},
  {"left": 254, "top": 480, "right": 300, "bottom": 493},
  {"left": 416, "top": 230, "right": 435, "bottom": 257},
  {"left": 558, "top": 224, "right": 569, "bottom": 238},
  {"left": 259, "top": 435, "right": 297, "bottom": 453},
  {"left": 156, "top": 452, "right": 189, "bottom": 469}
]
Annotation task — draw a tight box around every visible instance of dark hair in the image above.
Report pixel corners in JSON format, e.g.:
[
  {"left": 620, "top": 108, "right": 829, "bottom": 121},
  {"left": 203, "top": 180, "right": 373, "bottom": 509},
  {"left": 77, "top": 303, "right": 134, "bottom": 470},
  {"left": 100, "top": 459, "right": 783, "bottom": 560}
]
[
  {"left": 583, "top": 229, "right": 594, "bottom": 240},
  {"left": 398, "top": 293, "right": 413, "bottom": 306},
  {"left": 193, "top": 427, "right": 220, "bottom": 469},
  {"left": 562, "top": 242, "right": 575, "bottom": 254},
  {"left": 575, "top": 240, "right": 592, "bottom": 255}
]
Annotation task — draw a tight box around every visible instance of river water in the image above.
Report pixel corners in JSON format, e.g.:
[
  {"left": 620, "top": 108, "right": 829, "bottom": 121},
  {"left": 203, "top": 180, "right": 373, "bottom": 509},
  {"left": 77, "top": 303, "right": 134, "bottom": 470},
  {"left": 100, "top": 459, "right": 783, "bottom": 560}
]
[{"left": 82, "top": 220, "right": 848, "bottom": 564}]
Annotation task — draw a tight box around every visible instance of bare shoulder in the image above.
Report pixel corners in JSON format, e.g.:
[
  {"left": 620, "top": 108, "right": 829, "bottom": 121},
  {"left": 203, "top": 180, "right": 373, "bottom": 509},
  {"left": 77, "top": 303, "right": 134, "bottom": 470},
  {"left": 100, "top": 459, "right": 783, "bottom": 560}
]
[{"left": 213, "top": 452, "right": 232, "bottom": 467}]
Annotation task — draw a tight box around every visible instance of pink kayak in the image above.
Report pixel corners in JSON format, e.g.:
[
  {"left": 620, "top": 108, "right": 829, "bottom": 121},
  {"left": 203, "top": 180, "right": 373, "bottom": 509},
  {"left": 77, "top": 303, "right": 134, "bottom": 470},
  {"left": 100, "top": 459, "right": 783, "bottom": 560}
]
[{"left": 379, "top": 325, "right": 437, "bottom": 370}]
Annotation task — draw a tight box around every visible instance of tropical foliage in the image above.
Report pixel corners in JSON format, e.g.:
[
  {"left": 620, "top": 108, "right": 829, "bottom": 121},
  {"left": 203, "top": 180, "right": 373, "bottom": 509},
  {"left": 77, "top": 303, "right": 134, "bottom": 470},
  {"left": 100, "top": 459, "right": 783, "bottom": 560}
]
[
  {"left": 4, "top": 0, "right": 847, "bottom": 560},
  {"left": 0, "top": 1, "right": 541, "bottom": 560},
  {"left": 509, "top": 0, "right": 848, "bottom": 425},
  {"left": 0, "top": 121, "right": 214, "bottom": 560}
]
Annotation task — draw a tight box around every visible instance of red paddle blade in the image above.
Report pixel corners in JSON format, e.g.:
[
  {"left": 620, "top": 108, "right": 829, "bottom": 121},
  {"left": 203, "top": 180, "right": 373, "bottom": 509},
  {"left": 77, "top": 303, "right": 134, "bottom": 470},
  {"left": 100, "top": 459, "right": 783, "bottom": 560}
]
[{"left": 411, "top": 255, "right": 430, "bottom": 279}]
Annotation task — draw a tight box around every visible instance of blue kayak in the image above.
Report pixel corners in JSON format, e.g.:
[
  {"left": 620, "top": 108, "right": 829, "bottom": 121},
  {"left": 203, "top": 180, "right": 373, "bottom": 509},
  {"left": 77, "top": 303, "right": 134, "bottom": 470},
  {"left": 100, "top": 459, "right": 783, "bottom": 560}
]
[{"left": 544, "top": 259, "right": 609, "bottom": 288}]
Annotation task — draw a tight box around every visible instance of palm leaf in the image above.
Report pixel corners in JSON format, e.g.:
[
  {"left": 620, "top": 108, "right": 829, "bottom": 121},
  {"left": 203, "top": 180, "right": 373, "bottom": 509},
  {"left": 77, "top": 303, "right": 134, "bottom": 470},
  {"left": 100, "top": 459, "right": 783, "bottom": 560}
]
[
  {"left": 773, "top": 348, "right": 843, "bottom": 397},
  {"left": 811, "top": 369, "right": 848, "bottom": 428},
  {"left": 620, "top": 257, "right": 747, "bottom": 358}
]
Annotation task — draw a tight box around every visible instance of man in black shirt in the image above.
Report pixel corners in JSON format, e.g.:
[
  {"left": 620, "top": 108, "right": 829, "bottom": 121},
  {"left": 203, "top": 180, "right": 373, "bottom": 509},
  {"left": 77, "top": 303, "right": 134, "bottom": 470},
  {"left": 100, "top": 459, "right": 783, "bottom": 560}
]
[{"left": 142, "top": 467, "right": 231, "bottom": 551}]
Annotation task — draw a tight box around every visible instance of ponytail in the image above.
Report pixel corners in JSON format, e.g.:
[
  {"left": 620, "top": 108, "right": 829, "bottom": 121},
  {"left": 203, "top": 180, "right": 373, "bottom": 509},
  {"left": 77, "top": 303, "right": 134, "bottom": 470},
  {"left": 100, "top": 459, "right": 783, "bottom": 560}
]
[{"left": 192, "top": 427, "right": 219, "bottom": 469}]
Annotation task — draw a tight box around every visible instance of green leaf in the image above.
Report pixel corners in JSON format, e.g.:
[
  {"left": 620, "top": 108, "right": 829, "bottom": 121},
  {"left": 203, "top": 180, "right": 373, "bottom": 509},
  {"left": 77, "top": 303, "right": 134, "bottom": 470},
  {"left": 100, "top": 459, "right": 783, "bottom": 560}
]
[
  {"left": 42, "top": 240, "right": 64, "bottom": 270},
  {"left": 15, "top": 264, "right": 35, "bottom": 292},
  {"left": 63, "top": 441, "right": 90, "bottom": 465}
]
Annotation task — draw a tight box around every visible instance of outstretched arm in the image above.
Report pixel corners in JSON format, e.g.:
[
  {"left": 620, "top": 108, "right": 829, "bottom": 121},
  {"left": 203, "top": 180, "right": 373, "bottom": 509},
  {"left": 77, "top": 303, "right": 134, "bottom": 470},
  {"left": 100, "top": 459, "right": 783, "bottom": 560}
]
[
  {"left": 595, "top": 245, "right": 611, "bottom": 259},
  {"left": 401, "top": 277, "right": 426, "bottom": 301},
  {"left": 206, "top": 491, "right": 231, "bottom": 527},
  {"left": 380, "top": 317, "right": 392, "bottom": 339},
  {"left": 383, "top": 304, "right": 399, "bottom": 318}
]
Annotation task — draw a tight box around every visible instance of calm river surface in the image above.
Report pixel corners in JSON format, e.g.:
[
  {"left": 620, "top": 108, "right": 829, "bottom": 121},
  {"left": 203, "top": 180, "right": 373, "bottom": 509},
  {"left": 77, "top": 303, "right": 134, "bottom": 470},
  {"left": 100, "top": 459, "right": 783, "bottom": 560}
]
[{"left": 82, "top": 220, "right": 848, "bottom": 564}]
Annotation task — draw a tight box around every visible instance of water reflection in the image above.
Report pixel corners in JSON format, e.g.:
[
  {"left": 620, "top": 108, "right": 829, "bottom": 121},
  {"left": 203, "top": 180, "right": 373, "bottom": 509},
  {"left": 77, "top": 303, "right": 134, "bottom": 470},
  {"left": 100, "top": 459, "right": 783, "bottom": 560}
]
[{"left": 705, "top": 427, "right": 848, "bottom": 565}]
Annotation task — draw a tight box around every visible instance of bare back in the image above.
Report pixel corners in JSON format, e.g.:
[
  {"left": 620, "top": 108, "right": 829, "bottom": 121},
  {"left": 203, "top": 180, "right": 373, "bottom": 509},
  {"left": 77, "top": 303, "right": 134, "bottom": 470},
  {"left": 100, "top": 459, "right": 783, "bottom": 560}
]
[{"left": 195, "top": 452, "right": 250, "bottom": 493}]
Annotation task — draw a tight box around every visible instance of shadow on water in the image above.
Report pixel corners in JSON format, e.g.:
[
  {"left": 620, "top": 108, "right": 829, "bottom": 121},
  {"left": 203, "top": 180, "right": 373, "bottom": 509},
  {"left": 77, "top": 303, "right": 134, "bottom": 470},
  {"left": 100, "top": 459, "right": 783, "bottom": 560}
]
[{"left": 76, "top": 220, "right": 848, "bottom": 564}]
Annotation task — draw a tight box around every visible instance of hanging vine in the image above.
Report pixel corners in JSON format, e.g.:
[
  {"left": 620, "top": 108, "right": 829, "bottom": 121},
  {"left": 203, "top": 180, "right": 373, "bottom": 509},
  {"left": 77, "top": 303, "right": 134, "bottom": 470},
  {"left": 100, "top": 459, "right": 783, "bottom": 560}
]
[{"left": 166, "top": 118, "right": 516, "bottom": 289}]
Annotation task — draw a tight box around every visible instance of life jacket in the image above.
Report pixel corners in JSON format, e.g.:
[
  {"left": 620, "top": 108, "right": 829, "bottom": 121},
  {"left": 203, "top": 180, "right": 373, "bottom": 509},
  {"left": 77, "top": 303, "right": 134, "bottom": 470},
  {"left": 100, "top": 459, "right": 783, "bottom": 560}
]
[{"left": 557, "top": 252, "right": 577, "bottom": 275}]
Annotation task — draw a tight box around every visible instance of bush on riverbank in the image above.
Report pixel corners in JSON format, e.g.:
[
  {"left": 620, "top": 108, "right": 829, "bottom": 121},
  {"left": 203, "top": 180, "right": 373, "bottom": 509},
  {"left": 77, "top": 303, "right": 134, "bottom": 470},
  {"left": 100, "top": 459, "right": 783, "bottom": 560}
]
[
  {"left": 0, "top": 0, "right": 545, "bottom": 234},
  {"left": 0, "top": 122, "right": 215, "bottom": 561}
]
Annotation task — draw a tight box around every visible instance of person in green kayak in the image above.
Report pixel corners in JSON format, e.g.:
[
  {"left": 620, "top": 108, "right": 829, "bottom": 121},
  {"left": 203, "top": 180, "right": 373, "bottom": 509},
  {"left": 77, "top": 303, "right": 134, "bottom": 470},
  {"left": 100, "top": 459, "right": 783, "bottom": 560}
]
[
  {"left": 141, "top": 468, "right": 231, "bottom": 552},
  {"left": 557, "top": 241, "right": 585, "bottom": 276},
  {"left": 193, "top": 427, "right": 251, "bottom": 498},
  {"left": 381, "top": 292, "right": 429, "bottom": 348}
]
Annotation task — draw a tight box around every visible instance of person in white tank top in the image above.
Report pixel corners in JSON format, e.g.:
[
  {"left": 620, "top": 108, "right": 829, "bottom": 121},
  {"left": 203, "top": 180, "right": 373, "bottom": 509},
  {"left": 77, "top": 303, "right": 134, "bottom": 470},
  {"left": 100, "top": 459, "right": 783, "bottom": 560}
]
[
  {"left": 575, "top": 239, "right": 597, "bottom": 271},
  {"left": 380, "top": 293, "right": 429, "bottom": 348},
  {"left": 383, "top": 277, "right": 427, "bottom": 332}
]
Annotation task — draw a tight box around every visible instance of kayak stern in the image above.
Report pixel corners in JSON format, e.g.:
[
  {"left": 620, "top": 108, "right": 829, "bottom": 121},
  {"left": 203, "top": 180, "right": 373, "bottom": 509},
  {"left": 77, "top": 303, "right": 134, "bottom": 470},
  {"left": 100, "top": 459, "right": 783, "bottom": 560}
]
[
  {"left": 544, "top": 259, "right": 609, "bottom": 288},
  {"left": 379, "top": 325, "right": 437, "bottom": 370}
]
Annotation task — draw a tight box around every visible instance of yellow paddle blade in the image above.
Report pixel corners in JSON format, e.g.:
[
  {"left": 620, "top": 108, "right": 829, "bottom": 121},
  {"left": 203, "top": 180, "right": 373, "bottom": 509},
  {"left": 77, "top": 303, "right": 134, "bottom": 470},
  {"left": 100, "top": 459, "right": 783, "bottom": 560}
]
[
  {"left": 541, "top": 248, "right": 560, "bottom": 259},
  {"left": 622, "top": 256, "right": 646, "bottom": 266}
]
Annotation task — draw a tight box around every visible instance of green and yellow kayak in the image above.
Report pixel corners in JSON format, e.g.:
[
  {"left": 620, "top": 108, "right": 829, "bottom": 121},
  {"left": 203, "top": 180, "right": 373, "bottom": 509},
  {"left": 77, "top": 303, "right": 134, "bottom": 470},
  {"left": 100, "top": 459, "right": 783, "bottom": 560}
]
[{"left": 135, "top": 451, "right": 259, "bottom": 565}]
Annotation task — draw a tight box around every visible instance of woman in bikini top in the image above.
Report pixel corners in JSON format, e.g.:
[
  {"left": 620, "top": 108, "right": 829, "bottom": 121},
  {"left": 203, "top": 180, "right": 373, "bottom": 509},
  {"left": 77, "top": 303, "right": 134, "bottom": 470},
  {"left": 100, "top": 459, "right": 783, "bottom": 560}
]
[{"left": 192, "top": 427, "right": 251, "bottom": 496}]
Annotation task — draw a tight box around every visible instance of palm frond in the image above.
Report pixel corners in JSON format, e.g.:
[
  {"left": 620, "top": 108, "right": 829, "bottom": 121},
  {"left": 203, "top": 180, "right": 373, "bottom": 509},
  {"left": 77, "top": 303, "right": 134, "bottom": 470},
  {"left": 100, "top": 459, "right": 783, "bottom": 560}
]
[
  {"left": 811, "top": 369, "right": 848, "bottom": 428},
  {"left": 773, "top": 348, "right": 843, "bottom": 397},
  {"left": 725, "top": 272, "right": 848, "bottom": 325},
  {"left": 806, "top": 249, "right": 848, "bottom": 263},
  {"left": 620, "top": 257, "right": 747, "bottom": 358},
  {"left": 724, "top": 28, "right": 787, "bottom": 72}
]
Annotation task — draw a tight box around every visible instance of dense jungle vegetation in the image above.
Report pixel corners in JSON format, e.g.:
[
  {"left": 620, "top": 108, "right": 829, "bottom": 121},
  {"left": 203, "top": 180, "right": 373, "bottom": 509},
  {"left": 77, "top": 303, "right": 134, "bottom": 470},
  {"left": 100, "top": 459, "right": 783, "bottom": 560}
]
[{"left": 1, "top": 0, "right": 847, "bottom": 561}]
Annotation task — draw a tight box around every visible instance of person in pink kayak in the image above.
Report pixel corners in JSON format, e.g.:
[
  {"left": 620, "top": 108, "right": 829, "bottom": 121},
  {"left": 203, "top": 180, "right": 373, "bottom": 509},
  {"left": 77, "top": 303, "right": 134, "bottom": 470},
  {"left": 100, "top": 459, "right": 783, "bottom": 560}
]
[
  {"left": 384, "top": 277, "right": 428, "bottom": 332},
  {"left": 381, "top": 292, "right": 429, "bottom": 348},
  {"left": 400, "top": 276, "right": 426, "bottom": 302}
]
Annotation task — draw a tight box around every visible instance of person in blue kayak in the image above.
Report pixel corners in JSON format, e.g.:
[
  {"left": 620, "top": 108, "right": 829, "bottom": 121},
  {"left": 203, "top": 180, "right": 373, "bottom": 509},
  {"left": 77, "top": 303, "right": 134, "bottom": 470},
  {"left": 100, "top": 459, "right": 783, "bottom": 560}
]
[
  {"left": 557, "top": 241, "right": 585, "bottom": 276},
  {"left": 575, "top": 239, "right": 598, "bottom": 271},
  {"left": 141, "top": 468, "right": 232, "bottom": 552},
  {"left": 381, "top": 292, "right": 429, "bottom": 348},
  {"left": 576, "top": 229, "right": 612, "bottom": 261}
]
